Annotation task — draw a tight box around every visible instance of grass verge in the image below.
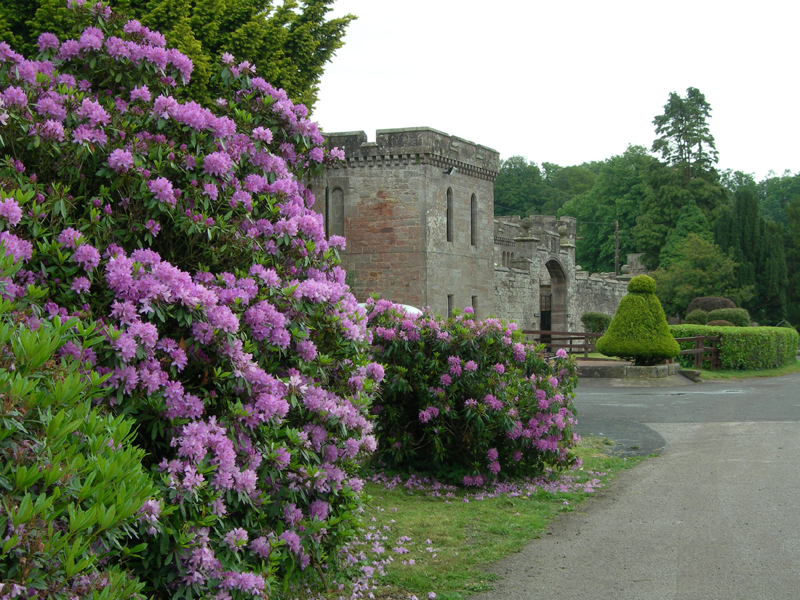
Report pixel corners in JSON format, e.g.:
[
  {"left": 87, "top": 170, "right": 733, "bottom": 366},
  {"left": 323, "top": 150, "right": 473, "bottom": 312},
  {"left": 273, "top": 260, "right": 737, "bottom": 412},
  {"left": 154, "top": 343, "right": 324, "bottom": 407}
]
[
  {"left": 697, "top": 357, "right": 800, "bottom": 380},
  {"left": 353, "top": 438, "right": 644, "bottom": 599},
  {"left": 579, "top": 352, "right": 800, "bottom": 380}
]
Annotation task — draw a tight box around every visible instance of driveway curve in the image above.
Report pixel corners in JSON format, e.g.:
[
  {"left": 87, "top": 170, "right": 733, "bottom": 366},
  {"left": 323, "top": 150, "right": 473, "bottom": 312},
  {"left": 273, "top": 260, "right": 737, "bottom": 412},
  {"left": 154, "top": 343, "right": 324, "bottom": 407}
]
[{"left": 470, "top": 373, "right": 800, "bottom": 600}]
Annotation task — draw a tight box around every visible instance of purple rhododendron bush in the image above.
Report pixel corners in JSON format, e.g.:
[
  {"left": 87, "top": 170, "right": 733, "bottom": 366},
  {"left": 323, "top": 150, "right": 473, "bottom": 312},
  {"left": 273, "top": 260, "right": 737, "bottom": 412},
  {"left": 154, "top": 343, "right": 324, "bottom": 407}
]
[
  {"left": 0, "top": 3, "right": 382, "bottom": 597},
  {"left": 365, "top": 300, "right": 580, "bottom": 486}
]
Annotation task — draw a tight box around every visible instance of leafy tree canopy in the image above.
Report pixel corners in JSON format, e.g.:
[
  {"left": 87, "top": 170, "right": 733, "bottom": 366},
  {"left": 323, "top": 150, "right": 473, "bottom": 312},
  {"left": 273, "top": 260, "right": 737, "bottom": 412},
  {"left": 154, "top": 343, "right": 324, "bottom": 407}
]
[
  {"left": 633, "top": 88, "right": 727, "bottom": 268},
  {"left": 719, "top": 168, "right": 757, "bottom": 196},
  {"left": 0, "top": 0, "right": 354, "bottom": 110},
  {"left": 659, "top": 199, "right": 712, "bottom": 268},
  {"left": 784, "top": 197, "right": 800, "bottom": 325},
  {"left": 757, "top": 169, "right": 800, "bottom": 225},
  {"left": 494, "top": 156, "right": 596, "bottom": 217},
  {"left": 651, "top": 234, "right": 754, "bottom": 317},
  {"left": 559, "top": 145, "right": 656, "bottom": 273}
]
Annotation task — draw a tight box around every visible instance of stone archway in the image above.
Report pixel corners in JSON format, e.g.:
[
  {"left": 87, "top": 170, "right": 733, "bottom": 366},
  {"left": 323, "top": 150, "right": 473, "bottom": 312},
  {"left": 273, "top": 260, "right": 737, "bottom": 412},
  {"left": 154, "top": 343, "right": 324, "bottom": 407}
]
[{"left": 540, "top": 259, "right": 568, "bottom": 333}]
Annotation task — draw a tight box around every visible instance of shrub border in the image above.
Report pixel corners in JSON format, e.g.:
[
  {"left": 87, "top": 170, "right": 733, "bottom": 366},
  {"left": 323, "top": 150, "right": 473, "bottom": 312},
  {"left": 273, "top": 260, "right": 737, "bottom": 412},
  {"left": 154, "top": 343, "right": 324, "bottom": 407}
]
[{"left": 670, "top": 324, "right": 799, "bottom": 370}]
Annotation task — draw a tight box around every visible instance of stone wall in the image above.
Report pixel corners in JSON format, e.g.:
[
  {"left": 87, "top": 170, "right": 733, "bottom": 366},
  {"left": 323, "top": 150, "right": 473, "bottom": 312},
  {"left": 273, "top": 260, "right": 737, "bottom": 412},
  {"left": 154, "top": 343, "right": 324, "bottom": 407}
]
[
  {"left": 492, "top": 215, "right": 582, "bottom": 331},
  {"left": 310, "top": 128, "right": 499, "bottom": 318},
  {"left": 626, "top": 252, "right": 648, "bottom": 275},
  {"left": 494, "top": 266, "right": 537, "bottom": 329},
  {"left": 572, "top": 272, "right": 630, "bottom": 328}
]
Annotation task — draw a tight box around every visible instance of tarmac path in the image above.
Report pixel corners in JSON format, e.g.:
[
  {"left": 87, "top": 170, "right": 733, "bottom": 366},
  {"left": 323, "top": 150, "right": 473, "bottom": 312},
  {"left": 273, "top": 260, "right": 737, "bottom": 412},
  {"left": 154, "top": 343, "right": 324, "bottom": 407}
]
[{"left": 470, "top": 373, "right": 800, "bottom": 600}]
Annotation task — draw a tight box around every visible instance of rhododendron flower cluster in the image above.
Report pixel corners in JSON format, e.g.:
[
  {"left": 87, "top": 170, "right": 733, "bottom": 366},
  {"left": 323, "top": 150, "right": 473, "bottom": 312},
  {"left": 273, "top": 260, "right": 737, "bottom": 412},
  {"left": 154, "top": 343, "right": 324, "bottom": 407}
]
[
  {"left": 0, "top": 3, "right": 371, "bottom": 597},
  {"left": 366, "top": 300, "right": 580, "bottom": 484}
]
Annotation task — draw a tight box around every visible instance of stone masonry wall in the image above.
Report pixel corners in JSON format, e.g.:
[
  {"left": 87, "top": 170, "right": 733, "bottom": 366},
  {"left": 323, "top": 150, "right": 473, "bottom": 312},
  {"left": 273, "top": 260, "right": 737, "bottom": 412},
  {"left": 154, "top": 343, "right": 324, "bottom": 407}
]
[
  {"left": 421, "top": 129, "right": 496, "bottom": 318},
  {"left": 494, "top": 266, "right": 537, "bottom": 329},
  {"left": 311, "top": 128, "right": 498, "bottom": 318},
  {"left": 493, "top": 215, "right": 580, "bottom": 330},
  {"left": 571, "top": 272, "right": 630, "bottom": 328}
]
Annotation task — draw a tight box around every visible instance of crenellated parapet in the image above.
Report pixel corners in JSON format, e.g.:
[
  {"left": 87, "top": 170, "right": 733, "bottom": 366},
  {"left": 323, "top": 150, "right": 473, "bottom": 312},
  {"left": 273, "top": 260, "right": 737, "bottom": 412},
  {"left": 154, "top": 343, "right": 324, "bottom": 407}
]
[{"left": 325, "top": 127, "right": 500, "bottom": 182}]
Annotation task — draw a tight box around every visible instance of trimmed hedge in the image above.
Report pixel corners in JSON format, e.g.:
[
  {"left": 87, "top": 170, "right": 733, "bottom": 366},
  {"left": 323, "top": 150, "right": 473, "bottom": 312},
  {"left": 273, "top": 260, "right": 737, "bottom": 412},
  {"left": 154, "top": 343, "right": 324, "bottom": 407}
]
[
  {"left": 670, "top": 324, "right": 800, "bottom": 370},
  {"left": 596, "top": 275, "right": 680, "bottom": 366},
  {"left": 581, "top": 312, "right": 612, "bottom": 334},
  {"left": 707, "top": 319, "right": 734, "bottom": 327},
  {"left": 686, "top": 296, "right": 736, "bottom": 315},
  {"left": 707, "top": 308, "right": 750, "bottom": 327},
  {"left": 685, "top": 309, "right": 708, "bottom": 325}
]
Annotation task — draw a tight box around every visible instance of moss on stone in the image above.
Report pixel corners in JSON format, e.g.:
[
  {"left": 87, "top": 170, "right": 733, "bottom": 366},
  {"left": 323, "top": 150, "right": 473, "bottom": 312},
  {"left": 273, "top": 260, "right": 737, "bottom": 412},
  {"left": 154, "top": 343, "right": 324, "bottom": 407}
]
[{"left": 597, "top": 275, "right": 680, "bottom": 366}]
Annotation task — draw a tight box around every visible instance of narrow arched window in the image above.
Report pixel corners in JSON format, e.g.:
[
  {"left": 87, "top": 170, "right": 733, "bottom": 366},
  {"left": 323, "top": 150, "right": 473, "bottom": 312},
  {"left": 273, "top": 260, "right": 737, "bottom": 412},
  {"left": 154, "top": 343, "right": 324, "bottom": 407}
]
[
  {"left": 470, "top": 193, "right": 477, "bottom": 246},
  {"left": 446, "top": 188, "right": 454, "bottom": 242},
  {"left": 330, "top": 187, "right": 344, "bottom": 237}
]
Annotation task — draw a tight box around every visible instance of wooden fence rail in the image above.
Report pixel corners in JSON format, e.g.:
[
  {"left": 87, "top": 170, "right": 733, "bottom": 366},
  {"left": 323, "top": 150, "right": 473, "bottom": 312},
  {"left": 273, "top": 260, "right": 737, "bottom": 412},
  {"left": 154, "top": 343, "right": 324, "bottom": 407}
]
[
  {"left": 675, "top": 335, "right": 721, "bottom": 370},
  {"left": 520, "top": 330, "right": 601, "bottom": 359},
  {"left": 520, "top": 330, "right": 722, "bottom": 370}
]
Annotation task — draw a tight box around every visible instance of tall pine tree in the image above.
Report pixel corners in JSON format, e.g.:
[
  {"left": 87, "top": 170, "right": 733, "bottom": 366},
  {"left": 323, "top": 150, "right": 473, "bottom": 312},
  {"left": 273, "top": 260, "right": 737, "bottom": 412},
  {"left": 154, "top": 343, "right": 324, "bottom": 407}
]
[{"left": 633, "top": 87, "right": 727, "bottom": 268}]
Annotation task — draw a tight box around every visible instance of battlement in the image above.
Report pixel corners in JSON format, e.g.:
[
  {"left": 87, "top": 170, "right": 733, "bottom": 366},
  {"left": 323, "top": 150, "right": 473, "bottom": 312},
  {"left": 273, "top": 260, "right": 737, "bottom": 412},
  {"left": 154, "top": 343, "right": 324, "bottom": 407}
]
[
  {"left": 324, "top": 127, "right": 500, "bottom": 181},
  {"left": 526, "top": 215, "right": 576, "bottom": 237}
]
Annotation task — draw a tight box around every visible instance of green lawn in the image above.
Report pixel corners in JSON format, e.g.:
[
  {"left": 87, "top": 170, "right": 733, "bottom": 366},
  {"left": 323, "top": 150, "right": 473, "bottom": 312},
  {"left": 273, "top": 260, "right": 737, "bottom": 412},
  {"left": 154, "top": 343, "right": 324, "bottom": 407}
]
[
  {"left": 697, "top": 357, "right": 800, "bottom": 379},
  {"left": 348, "top": 438, "right": 644, "bottom": 600}
]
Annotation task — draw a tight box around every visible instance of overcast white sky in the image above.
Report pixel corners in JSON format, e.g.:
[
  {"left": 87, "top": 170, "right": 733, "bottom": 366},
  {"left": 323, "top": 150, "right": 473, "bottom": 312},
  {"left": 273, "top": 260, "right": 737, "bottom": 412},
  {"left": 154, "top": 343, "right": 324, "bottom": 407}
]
[{"left": 313, "top": 0, "right": 799, "bottom": 181}]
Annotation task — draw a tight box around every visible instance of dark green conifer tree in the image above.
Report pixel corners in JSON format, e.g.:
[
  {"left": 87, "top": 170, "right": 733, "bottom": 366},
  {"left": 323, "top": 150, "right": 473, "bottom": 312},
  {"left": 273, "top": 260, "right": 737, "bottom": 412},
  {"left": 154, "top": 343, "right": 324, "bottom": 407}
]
[
  {"left": 0, "top": 0, "right": 354, "bottom": 111},
  {"left": 714, "top": 188, "right": 787, "bottom": 323},
  {"left": 784, "top": 197, "right": 800, "bottom": 325}
]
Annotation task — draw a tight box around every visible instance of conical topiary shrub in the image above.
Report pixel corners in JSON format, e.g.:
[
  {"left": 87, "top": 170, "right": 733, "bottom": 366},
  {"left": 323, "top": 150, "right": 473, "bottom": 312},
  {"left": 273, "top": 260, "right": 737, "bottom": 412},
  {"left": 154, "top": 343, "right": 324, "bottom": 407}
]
[{"left": 596, "top": 275, "right": 680, "bottom": 366}]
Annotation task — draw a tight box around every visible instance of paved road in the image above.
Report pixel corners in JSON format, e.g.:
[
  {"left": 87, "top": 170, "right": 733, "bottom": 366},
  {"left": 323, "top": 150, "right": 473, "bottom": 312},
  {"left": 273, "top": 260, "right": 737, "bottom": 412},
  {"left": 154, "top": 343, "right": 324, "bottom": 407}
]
[{"left": 471, "top": 373, "right": 800, "bottom": 600}]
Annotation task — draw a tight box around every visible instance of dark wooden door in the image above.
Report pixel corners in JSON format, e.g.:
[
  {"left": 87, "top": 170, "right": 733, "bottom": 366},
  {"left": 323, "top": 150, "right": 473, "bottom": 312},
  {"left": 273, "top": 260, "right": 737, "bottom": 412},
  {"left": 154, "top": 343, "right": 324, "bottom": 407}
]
[{"left": 540, "top": 294, "right": 552, "bottom": 348}]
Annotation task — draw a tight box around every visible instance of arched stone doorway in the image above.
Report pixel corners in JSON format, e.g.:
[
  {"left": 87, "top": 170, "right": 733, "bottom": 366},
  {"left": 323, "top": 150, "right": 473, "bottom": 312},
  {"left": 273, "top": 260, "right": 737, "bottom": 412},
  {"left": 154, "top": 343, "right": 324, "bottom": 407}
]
[{"left": 540, "top": 259, "right": 568, "bottom": 333}]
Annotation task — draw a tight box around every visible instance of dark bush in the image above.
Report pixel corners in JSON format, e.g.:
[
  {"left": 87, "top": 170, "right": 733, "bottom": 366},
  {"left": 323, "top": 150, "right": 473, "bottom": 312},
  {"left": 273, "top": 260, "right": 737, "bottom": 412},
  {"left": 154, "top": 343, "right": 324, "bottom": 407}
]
[
  {"left": 685, "top": 309, "right": 709, "bottom": 325},
  {"left": 581, "top": 312, "right": 612, "bottom": 333},
  {"left": 708, "top": 308, "right": 750, "bottom": 327},
  {"left": 686, "top": 296, "right": 736, "bottom": 315},
  {"left": 596, "top": 275, "right": 680, "bottom": 366},
  {"left": 707, "top": 319, "right": 734, "bottom": 327}
]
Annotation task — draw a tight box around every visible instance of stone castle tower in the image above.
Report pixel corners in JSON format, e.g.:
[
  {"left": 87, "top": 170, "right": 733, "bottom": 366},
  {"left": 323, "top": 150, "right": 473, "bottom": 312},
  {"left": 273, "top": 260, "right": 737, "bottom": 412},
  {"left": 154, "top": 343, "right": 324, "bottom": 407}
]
[
  {"left": 310, "top": 127, "right": 498, "bottom": 317},
  {"left": 310, "top": 127, "right": 631, "bottom": 328}
]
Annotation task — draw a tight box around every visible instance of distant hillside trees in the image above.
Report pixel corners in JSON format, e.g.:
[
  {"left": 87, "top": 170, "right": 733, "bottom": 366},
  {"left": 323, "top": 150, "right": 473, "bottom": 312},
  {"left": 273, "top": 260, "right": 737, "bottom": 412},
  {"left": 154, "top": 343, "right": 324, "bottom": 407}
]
[
  {"left": 651, "top": 235, "right": 753, "bottom": 318},
  {"left": 559, "top": 146, "right": 656, "bottom": 274},
  {"left": 494, "top": 87, "right": 797, "bottom": 325},
  {"left": 494, "top": 157, "right": 597, "bottom": 217},
  {"left": 785, "top": 197, "right": 800, "bottom": 325},
  {"left": 757, "top": 170, "right": 800, "bottom": 225}
]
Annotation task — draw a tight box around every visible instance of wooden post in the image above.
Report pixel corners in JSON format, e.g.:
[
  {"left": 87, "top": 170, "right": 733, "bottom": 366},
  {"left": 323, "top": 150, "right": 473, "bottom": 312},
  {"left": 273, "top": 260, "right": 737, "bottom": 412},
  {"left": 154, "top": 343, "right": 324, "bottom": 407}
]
[{"left": 694, "top": 337, "right": 702, "bottom": 369}]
